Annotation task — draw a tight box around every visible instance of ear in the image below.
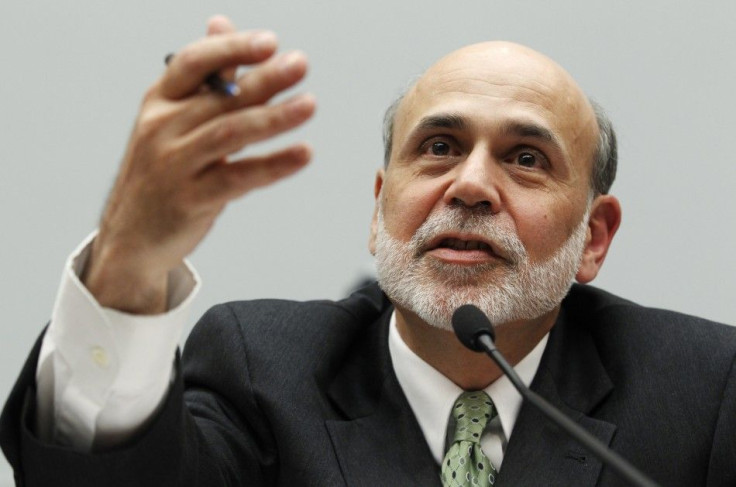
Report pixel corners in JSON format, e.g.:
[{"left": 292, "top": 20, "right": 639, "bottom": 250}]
[
  {"left": 368, "top": 169, "right": 385, "bottom": 255},
  {"left": 576, "top": 194, "right": 622, "bottom": 283}
]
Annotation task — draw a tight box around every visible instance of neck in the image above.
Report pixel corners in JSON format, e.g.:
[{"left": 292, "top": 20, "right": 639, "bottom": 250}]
[{"left": 393, "top": 305, "right": 558, "bottom": 390}]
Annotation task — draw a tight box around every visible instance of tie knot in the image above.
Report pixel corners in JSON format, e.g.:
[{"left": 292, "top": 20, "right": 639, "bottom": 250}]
[{"left": 451, "top": 391, "right": 495, "bottom": 444}]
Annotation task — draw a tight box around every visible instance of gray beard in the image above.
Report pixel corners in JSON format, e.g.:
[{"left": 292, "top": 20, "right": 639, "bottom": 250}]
[{"left": 374, "top": 204, "right": 590, "bottom": 330}]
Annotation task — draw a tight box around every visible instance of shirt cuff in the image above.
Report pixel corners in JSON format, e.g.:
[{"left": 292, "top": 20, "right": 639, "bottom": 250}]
[{"left": 35, "top": 232, "right": 200, "bottom": 450}]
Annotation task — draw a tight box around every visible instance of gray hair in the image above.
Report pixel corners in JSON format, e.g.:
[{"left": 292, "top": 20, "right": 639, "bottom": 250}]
[
  {"left": 381, "top": 93, "right": 618, "bottom": 195},
  {"left": 588, "top": 99, "right": 617, "bottom": 195}
]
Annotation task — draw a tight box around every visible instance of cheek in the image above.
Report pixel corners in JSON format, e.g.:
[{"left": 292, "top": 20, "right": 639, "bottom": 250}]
[
  {"left": 381, "top": 179, "right": 446, "bottom": 241},
  {"left": 509, "top": 199, "right": 574, "bottom": 260}
]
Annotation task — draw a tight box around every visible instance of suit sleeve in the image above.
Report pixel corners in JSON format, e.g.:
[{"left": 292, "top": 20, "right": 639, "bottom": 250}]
[
  {"left": 0, "top": 304, "right": 277, "bottom": 487},
  {"left": 706, "top": 351, "right": 736, "bottom": 487}
]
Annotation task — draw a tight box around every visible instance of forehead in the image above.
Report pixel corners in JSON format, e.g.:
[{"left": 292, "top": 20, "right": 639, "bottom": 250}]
[{"left": 395, "top": 43, "right": 596, "bottom": 160}]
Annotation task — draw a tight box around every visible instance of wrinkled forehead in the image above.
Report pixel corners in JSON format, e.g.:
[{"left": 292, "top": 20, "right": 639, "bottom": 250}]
[{"left": 396, "top": 42, "right": 597, "bottom": 158}]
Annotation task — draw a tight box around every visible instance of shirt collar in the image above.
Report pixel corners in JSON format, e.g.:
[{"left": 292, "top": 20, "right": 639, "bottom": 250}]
[{"left": 388, "top": 311, "right": 548, "bottom": 464}]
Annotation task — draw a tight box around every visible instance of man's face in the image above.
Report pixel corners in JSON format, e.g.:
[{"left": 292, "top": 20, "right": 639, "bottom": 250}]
[{"left": 370, "top": 42, "right": 599, "bottom": 330}]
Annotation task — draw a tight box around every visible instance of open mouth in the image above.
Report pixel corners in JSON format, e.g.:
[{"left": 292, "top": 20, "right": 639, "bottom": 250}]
[
  {"left": 423, "top": 234, "right": 506, "bottom": 263},
  {"left": 436, "top": 238, "right": 494, "bottom": 252}
]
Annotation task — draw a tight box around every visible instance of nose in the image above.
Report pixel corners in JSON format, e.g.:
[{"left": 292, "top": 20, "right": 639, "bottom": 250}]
[{"left": 443, "top": 148, "right": 501, "bottom": 212}]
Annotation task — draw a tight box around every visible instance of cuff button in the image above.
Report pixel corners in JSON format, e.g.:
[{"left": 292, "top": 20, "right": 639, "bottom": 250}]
[{"left": 91, "top": 346, "right": 110, "bottom": 368}]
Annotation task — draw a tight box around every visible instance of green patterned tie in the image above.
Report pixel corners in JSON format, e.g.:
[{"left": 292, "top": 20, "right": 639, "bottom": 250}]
[{"left": 441, "top": 391, "right": 498, "bottom": 486}]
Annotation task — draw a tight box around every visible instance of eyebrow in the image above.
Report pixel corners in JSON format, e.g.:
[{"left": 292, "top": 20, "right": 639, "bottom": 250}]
[
  {"left": 499, "top": 121, "right": 564, "bottom": 152},
  {"left": 415, "top": 113, "right": 468, "bottom": 132},
  {"left": 415, "top": 115, "right": 559, "bottom": 144}
]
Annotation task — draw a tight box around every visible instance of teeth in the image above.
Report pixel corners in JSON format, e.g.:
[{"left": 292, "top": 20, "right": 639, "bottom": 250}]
[{"left": 439, "top": 238, "right": 491, "bottom": 251}]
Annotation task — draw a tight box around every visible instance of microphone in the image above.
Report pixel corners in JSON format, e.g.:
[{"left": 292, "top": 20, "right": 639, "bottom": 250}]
[{"left": 451, "top": 304, "right": 660, "bottom": 487}]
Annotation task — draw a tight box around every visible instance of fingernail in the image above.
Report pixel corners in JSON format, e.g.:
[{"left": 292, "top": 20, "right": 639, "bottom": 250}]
[
  {"left": 286, "top": 94, "right": 315, "bottom": 116},
  {"left": 252, "top": 31, "right": 277, "bottom": 54},
  {"left": 279, "top": 51, "right": 305, "bottom": 75}
]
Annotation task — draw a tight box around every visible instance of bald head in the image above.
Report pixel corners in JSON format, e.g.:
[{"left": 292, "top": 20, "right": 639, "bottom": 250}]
[{"left": 383, "top": 41, "right": 617, "bottom": 195}]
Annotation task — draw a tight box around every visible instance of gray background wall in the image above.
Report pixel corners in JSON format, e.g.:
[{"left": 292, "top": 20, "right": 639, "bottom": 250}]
[{"left": 1, "top": 0, "right": 734, "bottom": 483}]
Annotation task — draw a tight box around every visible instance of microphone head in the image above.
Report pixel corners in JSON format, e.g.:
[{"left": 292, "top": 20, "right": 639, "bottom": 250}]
[{"left": 452, "top": 304, "right": 496, "bottom": 352}]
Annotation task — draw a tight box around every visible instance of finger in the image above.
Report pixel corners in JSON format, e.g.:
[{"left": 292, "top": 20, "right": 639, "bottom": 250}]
[
  {"left": 206, "top": 14, "right": 236, "bottom": 35},
  {"left": 162, "top": 31, "right": 278, "bottom": 99},
  {"left": 195, "top": 143, "right": 312, "bottom": 203},
  {"left": 238, "top": 50, "right": 308, "bottom": 106},
  {"left": 166, "top": 50, "right": 309, "bottom": 133},
  {"left": 177, "top": 93, "right": 316, "bottom": 169},
  {"left": 206, "top": 15, "right": 238, "bottom": 82}
]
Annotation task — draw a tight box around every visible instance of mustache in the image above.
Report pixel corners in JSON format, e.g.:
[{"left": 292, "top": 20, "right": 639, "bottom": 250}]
[{"left": 409, "top": 206, "right": 527, "bottom": 264}]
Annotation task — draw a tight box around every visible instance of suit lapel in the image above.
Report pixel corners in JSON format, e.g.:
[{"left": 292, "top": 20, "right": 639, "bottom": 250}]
[
  {"left": 325, "top": 307, "right": 441, "bottom": 486},
  {"left": 497, "top": 306, "right": 616, "bottom": 487}
]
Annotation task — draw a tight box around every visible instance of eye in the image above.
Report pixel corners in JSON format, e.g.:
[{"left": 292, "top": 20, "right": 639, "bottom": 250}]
[
  {"left": 430, "top": 141, "right": 451, "bottom": 156},
  {"left": 518, "top": 152, "right": 537, "bottom": 167},
  {"left": 419, "top": 137, "right": 459, "bottom": 159},
  {"left": 508, "top": 148, "right": 548, "bottom": 169}
]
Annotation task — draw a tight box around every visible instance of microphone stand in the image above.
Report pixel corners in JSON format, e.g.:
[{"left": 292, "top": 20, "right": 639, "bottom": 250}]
[{"left": 476, "top": 334, "right": 660, "bottom": 487}]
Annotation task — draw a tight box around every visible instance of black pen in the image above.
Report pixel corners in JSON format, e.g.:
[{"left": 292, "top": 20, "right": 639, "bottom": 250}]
[{"left": 164, "top": 53, "right": 241, "bottom": 97}]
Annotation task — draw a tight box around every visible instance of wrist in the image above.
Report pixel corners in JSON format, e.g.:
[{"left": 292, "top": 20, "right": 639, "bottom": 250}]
[{"left": 82, "top": 238, "right": 170, "bottom": 314}]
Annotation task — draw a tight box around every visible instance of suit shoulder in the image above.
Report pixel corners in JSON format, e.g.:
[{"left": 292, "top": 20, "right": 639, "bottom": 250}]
[
  {"left": 185, "top": 282, "right": 390, "bottom": 369},
  {"left": 564, "top": 284, "right": 736, "bottom": 363},
  {"left": 213, "top": 281, "right": 389, "bottom": 335},
  {"left": 567, "top": 283, "right": 732, "bottom": 328}
]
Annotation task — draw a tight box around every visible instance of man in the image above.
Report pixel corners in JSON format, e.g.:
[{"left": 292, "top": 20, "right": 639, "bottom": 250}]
[{"left": 1, "top": 15, "right": 735, "bottom": 487}]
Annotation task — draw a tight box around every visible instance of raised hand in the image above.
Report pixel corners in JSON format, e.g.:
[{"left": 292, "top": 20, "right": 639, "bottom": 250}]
[{"left": 83, "top": 16, "right": 315, "bottom": 314}]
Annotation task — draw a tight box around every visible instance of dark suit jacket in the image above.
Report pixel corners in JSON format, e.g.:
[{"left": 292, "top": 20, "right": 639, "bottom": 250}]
[{"left": 2, "top": 283, "right": 735, "bottom": 486}]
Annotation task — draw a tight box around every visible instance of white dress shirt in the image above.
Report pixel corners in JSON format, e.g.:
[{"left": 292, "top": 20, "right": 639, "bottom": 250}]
[
  {"left": 36, "top": 235, "right": 547, "bottom": 467},
  {"left": 35, "top": 234, "right": 199, "bottom": 450},
  {"left": 388, "top": 313, "right": 548, "bottom": 470}
]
